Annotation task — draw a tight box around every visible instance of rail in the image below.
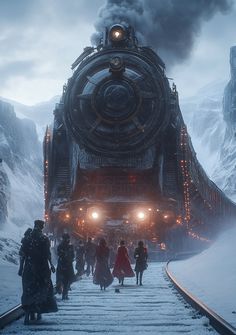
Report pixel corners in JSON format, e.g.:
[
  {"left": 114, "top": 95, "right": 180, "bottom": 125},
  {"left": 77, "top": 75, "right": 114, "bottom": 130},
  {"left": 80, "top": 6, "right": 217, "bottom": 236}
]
[
  {"left": 166, "top": 261, "right": 236, "bottom": 335},
  {"left": 0, "top": 285, "right": 57, "bottom": 330},
  {"left": 0, "top": 304, "right": 24, "bottom": 330}
]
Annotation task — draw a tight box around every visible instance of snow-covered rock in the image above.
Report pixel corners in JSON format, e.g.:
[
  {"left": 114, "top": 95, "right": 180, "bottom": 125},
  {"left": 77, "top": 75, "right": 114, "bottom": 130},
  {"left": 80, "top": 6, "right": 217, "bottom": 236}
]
[
  {"left": 0, "top": 95, "right": 59, "bottom": 140},
  {"left": 180, "top": 80, "right": 226, "bottom": 178},
  {"left": 0, "top": 100, "right": 43, "bottom": 229},
  {"left": 212, "top": 46, "right": 236, "bottom": 201}
]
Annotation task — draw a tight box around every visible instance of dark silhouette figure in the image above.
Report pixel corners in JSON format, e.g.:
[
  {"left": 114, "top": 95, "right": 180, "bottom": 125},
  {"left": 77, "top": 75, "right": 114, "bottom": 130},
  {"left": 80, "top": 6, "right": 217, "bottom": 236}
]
[
  {"left": 75, "top": 240, "right": 85, "bottom": 278},
  {"left": 112, "top": 240, "right": 135, "bottom": 286},
  {"left": 19, "top": 220, "right": 57, "bottom": 325},
  {"left": 93, "top": 238, "right": 113, "bottom": 290},
  {"left": 109, "top": 245, "right": 116, "bottom": 268},
  {"left": 18, "top": 228, "right": 32, "bottom": 277},
  {"left": 85, "top": 237, "right": 96, "bottom": 276},
  {"left": 134, "top": 241, "right": 148, "bottom": 286},
  {"left": 56, "top": 233, "right": 75, "bottom": 300}
]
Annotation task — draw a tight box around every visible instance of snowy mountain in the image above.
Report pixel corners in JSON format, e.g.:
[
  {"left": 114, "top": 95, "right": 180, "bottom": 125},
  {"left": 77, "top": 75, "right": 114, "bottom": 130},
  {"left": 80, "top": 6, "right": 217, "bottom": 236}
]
[
  {"left": 0, "top": 100, "right": 43, "bottom": 232},
  {"left": 179, "top": 50, "right": 236, "bottom": 203},
  {"left": 180, "top": 80, "right": 226, "bottom": 179},
  {"left": 0, "top": 95, "right": 59, "bottom": 140}
]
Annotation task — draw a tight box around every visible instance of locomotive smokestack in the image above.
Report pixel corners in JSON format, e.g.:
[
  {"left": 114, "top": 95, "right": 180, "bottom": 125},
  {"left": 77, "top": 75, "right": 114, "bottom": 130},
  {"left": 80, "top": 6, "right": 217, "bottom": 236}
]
[{"left": 92, "top": 0, "right": 233, "bottom": 67}]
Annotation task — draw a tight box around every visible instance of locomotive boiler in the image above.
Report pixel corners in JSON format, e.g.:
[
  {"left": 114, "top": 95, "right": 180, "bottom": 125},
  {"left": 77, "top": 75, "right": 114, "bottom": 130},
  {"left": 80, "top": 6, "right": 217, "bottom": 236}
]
[{"left": 44, "top": 24, "right": 236, "bottom": 248}]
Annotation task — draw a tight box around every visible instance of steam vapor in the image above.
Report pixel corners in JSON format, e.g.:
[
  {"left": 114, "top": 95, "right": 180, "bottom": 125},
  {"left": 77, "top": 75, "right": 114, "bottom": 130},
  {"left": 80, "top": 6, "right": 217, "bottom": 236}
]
[{"left": 92, "top": 0, "right": 233, "bottom": 67}]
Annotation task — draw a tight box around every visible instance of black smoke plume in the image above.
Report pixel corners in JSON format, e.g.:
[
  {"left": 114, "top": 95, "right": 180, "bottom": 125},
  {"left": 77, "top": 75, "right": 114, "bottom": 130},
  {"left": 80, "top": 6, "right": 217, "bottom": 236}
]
[{"left": 92, "top": 0, "right": 233, "bottom": 67}]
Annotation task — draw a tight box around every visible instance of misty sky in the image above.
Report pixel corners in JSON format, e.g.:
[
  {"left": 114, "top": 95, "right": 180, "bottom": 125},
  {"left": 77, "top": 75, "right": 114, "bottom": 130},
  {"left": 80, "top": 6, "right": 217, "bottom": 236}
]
[{"left": 0, "top": 0, "right": 236, "bottom": 105}]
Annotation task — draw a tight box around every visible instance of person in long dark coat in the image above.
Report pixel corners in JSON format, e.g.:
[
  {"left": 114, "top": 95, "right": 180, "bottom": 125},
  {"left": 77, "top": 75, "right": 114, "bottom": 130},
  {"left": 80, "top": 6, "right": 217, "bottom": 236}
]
[
  {"left": 93, "top": 238, "right": 113, "bottom": 290},
  {"left": 85, "top": 237, "right": 96, "bottom": 276},
  {"left": 134, "top": 240, "right": 148, "bottom": 286},
  {"left": 18, "top": 228, "right": 32, "bottom": 277},
  {"left": 75, "top": 240, "right": 85, "bottom": 278},
  {"left": 19, "top": 220, "right": 57, "bottom": 325},
  {"left": 112, "top": 240, "right": 135, "bottom": 286},
  {"left": 56, "top": 233, "right": 75, "bottom": 299}
]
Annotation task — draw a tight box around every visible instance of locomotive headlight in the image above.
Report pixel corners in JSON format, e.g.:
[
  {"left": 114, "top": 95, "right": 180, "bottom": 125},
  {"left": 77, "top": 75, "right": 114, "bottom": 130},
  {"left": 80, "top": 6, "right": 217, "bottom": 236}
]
[
  {"left": 109, "top": 24, "right": 126, "bottom": 42},
  {"left": 137, "top": 211, "right": 145, "bottom": 220},
  {"left": 114, "top": 30, "right": 121, "bottom": 39},
  {"left": 87, "top": 207, "right": 103, "bottom": 222},
  {"left": 91, "top": 211, "right": 99, "bottom": 220}
]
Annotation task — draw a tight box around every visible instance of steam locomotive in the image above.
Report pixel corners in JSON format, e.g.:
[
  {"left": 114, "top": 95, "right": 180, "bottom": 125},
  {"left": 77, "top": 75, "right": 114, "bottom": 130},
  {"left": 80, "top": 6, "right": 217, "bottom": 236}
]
[{"left": 44, "top": 24, "right": 236, "bottom": 247}]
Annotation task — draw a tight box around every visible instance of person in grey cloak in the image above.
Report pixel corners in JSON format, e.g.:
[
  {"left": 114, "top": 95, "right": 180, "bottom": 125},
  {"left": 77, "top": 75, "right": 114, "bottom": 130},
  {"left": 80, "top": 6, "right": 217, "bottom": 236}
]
[
  {"left": 85, "top": 237, "right": 96, "bottom": 276},
  {"left": 93, "top": 238, "right": 113, "bottom": 290},
  {"left": 19, "top": 220, "right": 57, "bottom": 325},
  {"left": 56, "top": 233, "right": 75, "bottom": 299}
]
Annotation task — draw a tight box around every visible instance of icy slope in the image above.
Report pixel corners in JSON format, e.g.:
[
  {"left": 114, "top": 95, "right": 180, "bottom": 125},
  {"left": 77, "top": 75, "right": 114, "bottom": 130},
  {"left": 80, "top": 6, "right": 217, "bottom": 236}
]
[{"left": 170, "top": 225, "right": 236, "bottom": 327}]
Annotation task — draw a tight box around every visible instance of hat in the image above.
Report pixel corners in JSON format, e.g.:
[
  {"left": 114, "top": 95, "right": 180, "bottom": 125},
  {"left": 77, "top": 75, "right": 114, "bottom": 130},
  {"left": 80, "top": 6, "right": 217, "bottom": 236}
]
[
  {"left": 24, "top": 228, "right": 32, "bottom": 237},
  {"left": 34, "top": 220, "right": 45, "bottom": 230},
  {"left": 138, "top": 240, "right": 144, "bottom": 247}
]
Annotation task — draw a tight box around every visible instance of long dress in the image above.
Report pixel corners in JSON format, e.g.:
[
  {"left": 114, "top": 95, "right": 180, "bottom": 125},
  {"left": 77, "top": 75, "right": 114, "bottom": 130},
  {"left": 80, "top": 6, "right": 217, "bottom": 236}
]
[
  {"left": 20, "top": 229, "right": 58, "bottom": 314},
  {"left": 112, "top": 246, "right": 135, "bottom": 279},
  {"left": 93, "top": 245, "right": 113, "bottom": 288}
]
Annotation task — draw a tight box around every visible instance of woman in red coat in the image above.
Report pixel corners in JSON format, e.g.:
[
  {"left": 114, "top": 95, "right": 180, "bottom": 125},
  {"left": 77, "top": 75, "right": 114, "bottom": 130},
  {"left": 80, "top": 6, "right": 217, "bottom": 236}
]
[{"left": 112, "top": 240, "right": 135, "bottom": 285}]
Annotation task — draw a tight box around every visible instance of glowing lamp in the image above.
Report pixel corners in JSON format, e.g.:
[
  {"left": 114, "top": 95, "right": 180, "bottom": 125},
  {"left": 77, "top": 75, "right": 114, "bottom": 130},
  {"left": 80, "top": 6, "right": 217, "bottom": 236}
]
[
  {"left": 91, "top": 211, "right": 99, "bottom": 220},
  {"left": 137, "top": 211, "right": 145, "bottom": 220},
  {"left": 109, "top": 24, "right": 126, "bottom": 42}
]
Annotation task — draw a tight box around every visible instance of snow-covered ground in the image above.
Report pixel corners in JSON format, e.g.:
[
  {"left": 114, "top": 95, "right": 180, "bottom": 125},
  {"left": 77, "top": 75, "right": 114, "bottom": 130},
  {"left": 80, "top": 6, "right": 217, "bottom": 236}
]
[
  {"left": 169, "top": 225, "right": 236, "bottom": 328},
  {"left": 1, "top": 226, "right": 235, "bottom": 332},
  {"left": 0, "top": 259, "right": 22, "bottom": 314},
  {"left": 3, "top": 262, "right": 217, "bottom": 334}
]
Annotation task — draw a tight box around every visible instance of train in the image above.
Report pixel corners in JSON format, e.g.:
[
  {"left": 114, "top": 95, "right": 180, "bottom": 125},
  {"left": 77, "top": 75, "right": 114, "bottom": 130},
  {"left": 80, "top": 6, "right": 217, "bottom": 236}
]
[{"left": 44, "top": 24, "right": 236, "bottom": 250}]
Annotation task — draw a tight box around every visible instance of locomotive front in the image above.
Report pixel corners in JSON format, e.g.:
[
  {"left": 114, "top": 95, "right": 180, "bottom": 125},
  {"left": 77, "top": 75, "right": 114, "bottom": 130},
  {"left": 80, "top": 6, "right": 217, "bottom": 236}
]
[
  {"left": 44, "top": 24, "right": 178, "bottom": 242},
  {"left": 64, "top": 24, "right": 171, "bottom": 156}
]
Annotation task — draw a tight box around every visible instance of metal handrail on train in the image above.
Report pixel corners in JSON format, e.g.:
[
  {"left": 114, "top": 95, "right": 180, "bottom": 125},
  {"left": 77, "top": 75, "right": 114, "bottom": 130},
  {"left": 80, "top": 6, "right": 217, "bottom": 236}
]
[{"left": 166, "top": 261, "right": 236, "bottom": 335}]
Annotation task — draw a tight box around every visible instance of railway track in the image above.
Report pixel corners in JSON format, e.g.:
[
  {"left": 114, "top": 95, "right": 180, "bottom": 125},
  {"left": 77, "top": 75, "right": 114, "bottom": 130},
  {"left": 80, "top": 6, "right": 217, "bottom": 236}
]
[
  {"left": 166, "top": 261, "right": 236, "bottom": 335},
  {"left": 1, "top": 262, "right": 235, "bottom": 334}
]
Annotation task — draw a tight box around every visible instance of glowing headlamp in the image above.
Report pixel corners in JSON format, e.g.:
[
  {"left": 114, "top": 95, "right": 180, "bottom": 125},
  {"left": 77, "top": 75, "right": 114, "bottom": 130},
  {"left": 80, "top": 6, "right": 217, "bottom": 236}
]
[
  {"left": 137, "top": 211, "right": 145, "bottom": 220},
  {"left": 87, "top": 207, "right": 102, "bottom": 222},
  {"left": 91, "top": 211, "right": 99, "bottom": 220},
  {"left": 109, "top": 24, "right": 126, "bottom": 42}
]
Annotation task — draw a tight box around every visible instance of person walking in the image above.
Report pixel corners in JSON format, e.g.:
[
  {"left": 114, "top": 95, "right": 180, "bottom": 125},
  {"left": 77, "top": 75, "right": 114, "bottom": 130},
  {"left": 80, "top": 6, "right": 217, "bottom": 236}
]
[
  {"left": 93, "top": 238, "right": 113, "bottom": 290},
  {"left": 18, "top": 228, "right": 32, "bottom": 277},
  {"left": 75, "top": 240, "right": 85, "bottom": 278},
  {"left": 85, "top": 237, "right": 96, "bottom": 276},
  {"left": 112, "top": 240, "right": 135, "bottom": 286},
  {"left": 19, "top": 220, "right": 57, "bottom": 325},
  {"left": 56, "top": 233, "right": 75, "bottom": 300},
  {"left": 134, "top": 240, "right": 148, "bottom": 286}
]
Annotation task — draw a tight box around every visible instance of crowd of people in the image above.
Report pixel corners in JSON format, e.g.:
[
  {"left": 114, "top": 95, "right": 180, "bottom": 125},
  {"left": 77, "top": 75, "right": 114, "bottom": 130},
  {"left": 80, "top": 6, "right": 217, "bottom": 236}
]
[{"left": 18, "top": 219, "right": 148, "bottom": 325}]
